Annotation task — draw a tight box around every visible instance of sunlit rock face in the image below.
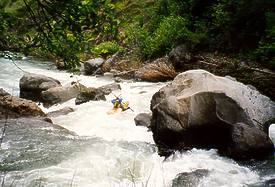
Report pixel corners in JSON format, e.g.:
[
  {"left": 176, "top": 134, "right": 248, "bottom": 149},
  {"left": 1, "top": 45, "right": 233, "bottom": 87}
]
[
  {"left": 150, "top": 69, "right": 275, "bottom": 160},
  {"left": 0, "top": 88, "right": 45, "bottom": 119}
]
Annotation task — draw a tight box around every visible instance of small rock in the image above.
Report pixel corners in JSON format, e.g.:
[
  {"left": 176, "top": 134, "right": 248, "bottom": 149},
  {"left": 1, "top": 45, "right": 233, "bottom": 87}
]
[
  {"left": 134, "top": 113, "right": 152, "bottom": 128},
  {"left": 172, "top": 169, "right": 209, "bottom": 187},
  {"left": 84, "top": 58, "right": 105, "bottom": 75},
  {"left": 114, "top": 77, "right": 122, "bottom": 83},
  {"left": 98, "top": 83, "right": 121, "bottom": 95},
  {"left": 47, "top": 107, "right": 74, "bottom": 118},
  {"left": 75, "top": 87, "right": 106, "bottom": 105}
]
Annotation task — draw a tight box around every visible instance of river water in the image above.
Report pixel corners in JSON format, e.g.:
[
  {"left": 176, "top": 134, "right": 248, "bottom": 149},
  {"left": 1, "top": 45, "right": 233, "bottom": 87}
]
[{"left": 0, "top": 57, "right": 275, "bottom": 187}]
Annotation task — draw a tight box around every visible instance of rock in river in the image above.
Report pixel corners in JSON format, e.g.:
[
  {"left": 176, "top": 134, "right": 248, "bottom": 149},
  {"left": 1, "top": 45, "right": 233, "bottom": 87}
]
[{"left": 150, "top": 69, "right": 275, "bottom": 160}]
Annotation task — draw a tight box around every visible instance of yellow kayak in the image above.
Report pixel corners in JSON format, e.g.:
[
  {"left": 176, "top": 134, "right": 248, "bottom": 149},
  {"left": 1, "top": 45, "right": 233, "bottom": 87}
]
[
  {"left": 107, "top": 101, "right": 129, "bottom": 115},
  {"left": 107, "top": 108, "right": 120, "bottom": 115}
]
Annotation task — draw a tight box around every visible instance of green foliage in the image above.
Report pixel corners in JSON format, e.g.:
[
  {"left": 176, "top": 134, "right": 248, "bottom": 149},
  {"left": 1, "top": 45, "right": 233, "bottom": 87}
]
[
  {"left": 92, "top": 41, "right": 122, "bottom": 57},
  {"left": 126, "top": 1, "right": 205, "bottom": 59},
  {"left": 0, "top": 0, "right": 121, "bottom": 70},
  {"left": 251, "top": 11, "right": 275, "bottom": 69},
  {"left": 1, "top": 0, "right": 275, "bottom": 69},
  {"left": 129, "top": 16, "right": 201, "bottom": 59},
  {"left": 124, "top": 0, "right": 275, "bottom": 68}
]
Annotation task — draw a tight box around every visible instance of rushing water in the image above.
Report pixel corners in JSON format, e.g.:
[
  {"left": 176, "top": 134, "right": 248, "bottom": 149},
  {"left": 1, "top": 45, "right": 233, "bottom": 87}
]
[{"left": 0, "top": 57, "right": 275, "bottom": 187}]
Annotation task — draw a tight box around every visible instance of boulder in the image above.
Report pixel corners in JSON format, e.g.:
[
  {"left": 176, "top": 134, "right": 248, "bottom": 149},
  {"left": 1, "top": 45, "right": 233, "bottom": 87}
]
[
  {"left": 115, "top": 77, "right": 122, "bottom": 83},
  {"left": 98, "top": 83, "right": 121, "bottom": 95},
  {"left": 168, "top": 44, "right": 192, "bottom": 70},
  {"left": 172, "top": 169, "right": 209, "bottom": 187},
  {"left": 150, "top": 70, "right": 275, "bottom": 160},
  {"left": 101, "top": 52, "right": 121, "bottom": 72},
  {"left": 134, "top": 113, "right": 152, "bottom": 128},
  {"left": 55, "top": 58, "right": 65, "bottom": 70},
  {"left": 47, "top": 107, "right": 74, "bottom": 118},
  {"left": 135, "top": 58, "right": 177, "bottom": 82},
  {"left": 20, "top": 73, "right": 61, "bottom": 101},
  {"left": 0, "top": 88, "right": 45, "bottom": 119},
  {"left": 41, "top": 82, "right": 83, "bottom": 107},
  {"left": 75, "top": 87, "right": 106, "bottom": 105},
  {"left": 83, "top": 58, "right": 105, "bottom": 75},
  {"left": 0, "top": 88, "right": 9, "bottom": 96}
]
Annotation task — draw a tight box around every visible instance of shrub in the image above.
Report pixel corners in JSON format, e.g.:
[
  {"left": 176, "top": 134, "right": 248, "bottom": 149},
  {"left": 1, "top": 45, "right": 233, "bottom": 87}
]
[
  {"left": 128, "top": 16, "right": 202, "bottom": 59},
  {"left": 92, "top": 41, "right": 122, "bottom": 58}
]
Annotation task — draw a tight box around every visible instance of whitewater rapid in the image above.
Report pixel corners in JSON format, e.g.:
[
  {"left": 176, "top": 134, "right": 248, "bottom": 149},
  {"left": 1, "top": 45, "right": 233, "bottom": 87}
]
[{"left": 0, "top": 57, "right": 273, "bottom": 187}]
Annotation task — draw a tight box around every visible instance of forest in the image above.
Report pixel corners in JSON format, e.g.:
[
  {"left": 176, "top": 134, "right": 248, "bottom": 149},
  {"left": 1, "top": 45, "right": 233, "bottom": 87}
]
[{"left": 0, "top": 0, "right": 274, "bottom": 70}]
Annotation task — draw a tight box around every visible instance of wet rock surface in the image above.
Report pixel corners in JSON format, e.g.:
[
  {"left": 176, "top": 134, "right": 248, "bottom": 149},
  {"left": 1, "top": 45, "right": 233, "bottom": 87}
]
[
  {"left": 46, "top": 107, "right": 74, "bottom": 118},
  {"left": 75, "top": 87, "right": 106, "bottom": 105},
  {"left": 172, "top": 169, "right": 210, "bottom": 187},
  {"left": 134, "top": 113, "right": 152, "bottom": 128},
  {"left": 150, "top": 70, "right": 275, "bottom": 160},
  {"left": 0, "top": 118, "right": 92, "bottom": 171}
]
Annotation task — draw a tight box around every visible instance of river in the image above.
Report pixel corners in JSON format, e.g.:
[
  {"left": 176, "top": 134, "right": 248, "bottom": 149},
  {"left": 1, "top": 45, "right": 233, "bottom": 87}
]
[{"left": 0, "top": 57, "right": 275, "bottom": 187}]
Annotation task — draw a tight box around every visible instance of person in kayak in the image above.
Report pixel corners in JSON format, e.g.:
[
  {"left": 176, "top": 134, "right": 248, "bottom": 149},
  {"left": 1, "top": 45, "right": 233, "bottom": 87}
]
[{"left": 111, "top": 96, "right": 130, "bottom": 111}]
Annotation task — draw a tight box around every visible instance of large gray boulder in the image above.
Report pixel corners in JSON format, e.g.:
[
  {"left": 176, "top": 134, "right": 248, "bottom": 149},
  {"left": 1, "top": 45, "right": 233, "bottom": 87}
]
[
  {"left": 0, "top": 88, "right": 45, "bottom": 119},
  {"left": 150, "top": 70, "right": 275, "bottom": 160},
  {"left": 20, "top": 73, "right": 61, "bottom": 101},
  {"left": 83, "top": 58, "right": 105, "bottom": 75},
  {"left": 41, "top": 83, "right": 83, "bottom": 107}
]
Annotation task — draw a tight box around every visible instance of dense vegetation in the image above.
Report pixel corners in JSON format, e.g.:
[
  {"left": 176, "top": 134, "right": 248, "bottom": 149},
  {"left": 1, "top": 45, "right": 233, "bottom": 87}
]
[{"left": 0, "top": 0, "right": 275, "bottom": 70}]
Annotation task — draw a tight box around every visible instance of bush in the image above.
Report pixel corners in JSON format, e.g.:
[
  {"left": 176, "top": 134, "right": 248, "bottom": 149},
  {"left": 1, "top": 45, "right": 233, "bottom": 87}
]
[
  {"left": 92, "top": 41, "right": 122, "bottom": 57},
  {"left": 254, "top": 12, "right": 275, "bottom": 69},
  {"left": 128, "top": 16, "right": 202, "bottom": 59}
]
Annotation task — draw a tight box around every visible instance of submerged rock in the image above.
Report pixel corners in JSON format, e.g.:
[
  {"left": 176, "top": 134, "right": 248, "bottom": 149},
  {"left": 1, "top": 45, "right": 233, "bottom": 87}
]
[
  {"left": 98, "top": 83, "right": 121, "bottom": 95},
  {"left": 19, "top": 73, "right": 61, "bottom": 101},
  {"left": 47, "top": 107, "right": 74, "bottom": 118},
  {"left": 0, "top": 88, "right": 45, "bottom": 119},
  {"left": 150, "top": 70, "right": 275, "bottom": 160},
  {"left": 75, "top": 87, "right": 106, "bottom": 105},
  {"left": 172, "top": 169, "right": 209, "bottom": 187}
]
